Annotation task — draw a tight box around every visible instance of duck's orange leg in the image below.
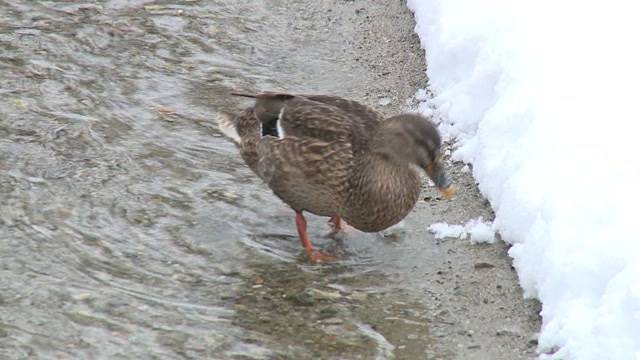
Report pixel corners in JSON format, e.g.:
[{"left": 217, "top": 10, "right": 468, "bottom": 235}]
[
  {"left": 328, "top": 216, "right": 345, "bottom": 232},
  {"left": 295, "top": 211, "right": 335, "bottom": 264}
]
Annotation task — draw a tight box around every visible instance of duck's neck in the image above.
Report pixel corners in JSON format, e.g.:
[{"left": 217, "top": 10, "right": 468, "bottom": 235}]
[{"left": 344, "top": 152, "right": 422, "bottom": 232}]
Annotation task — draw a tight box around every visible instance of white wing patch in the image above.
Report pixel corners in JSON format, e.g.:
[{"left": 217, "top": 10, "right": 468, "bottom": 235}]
[
  {"left": 276, "top": 107, "right": 286, "bottom": 139},
  {"left": 215, "top": 112, "right": 241, "bottom": 144}
]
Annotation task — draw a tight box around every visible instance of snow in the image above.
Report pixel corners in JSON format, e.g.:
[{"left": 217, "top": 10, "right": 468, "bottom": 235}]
[
  {"left": 428, "top": 222, "right": 465, "bottom": 239},
  {"left": 429, "top": 217, "right": 496, "bottom": 244},
  {"left": 407, "top": 0, "right": 640, "bottom": 359}
]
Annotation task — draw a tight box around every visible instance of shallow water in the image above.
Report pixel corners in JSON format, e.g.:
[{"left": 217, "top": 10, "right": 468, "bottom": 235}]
[{"left": 0, "top": 1, "right": 450, "bottom": 359}]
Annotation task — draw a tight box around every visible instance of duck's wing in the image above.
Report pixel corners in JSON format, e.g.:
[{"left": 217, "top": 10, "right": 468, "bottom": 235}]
[
  {"left": 276, "top": 96, "right": 356, "bottom": 143},
  {"left": 302, "top": 95, "right": 385, "bottom": 128},
  {"left": 256, "top": 135, "right": 353, "bottom": 215},
  {"left": 294, "top": 95, "right": 384, "bottom": 155},
  {"left": 230, "top": 91, "right": 383, "bottom": 155}
]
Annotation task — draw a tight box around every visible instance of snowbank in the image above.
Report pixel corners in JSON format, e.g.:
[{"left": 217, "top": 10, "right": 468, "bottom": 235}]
[{"left": 407, "top": 0, "right": 640, "bottom": 358}]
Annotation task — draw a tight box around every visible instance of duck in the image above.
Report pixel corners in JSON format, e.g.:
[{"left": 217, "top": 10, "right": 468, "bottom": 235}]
[{"left": 217, "top": 91, "right": 455, "bottom": 263}]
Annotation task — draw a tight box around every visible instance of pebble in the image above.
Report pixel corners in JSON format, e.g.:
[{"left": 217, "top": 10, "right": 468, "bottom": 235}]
[
  {"left": 26, "top": 177, "right": 46, "bottom": 184},
  {"left": 308, "top": 288, "right": 342, "bottom": 300},
  {"left": 72, "top": 293, "right": 93, "bottom": 301},
  {"left": 378, "top": 97, "right": 392, "bottom": 106},
  {"left": 289, "top": 292, "right": 314, "bottom": 306},
  {"left": 15, "top": 29, "right": 41, "bottom": 36},
  {"left": 474, "top": 262, "right": 495, "bottom": 269},
  {"left": 346, "top": 292, "right": 367, "bottom": 302},
  {"left": 432, "top": 330, "right": 448, "bottom": 338},
  {"left": 326, "top": 283, "right": 350, "bottom": 293},
  {"left": 318, "top": 307, "right": 339, "bottom": 319},
  {"left": 496, "top": 328, "right": 518, "bottom": 337},
  {"left": 320, "top": 317, "right": 344, "bottom": 325}
]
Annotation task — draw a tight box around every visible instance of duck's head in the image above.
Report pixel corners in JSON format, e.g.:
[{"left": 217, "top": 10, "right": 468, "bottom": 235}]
[{"left": 378, "top": 114, "right": 456, "bottom": 198}]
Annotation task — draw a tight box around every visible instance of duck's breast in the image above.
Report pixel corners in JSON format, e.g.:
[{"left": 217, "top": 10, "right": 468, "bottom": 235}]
[{"left": 344, "top": 162, "right": 422, "bottom": 232}]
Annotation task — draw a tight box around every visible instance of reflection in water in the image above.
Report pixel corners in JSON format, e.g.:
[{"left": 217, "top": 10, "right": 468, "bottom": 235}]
[{"left": 0, "top": 1, "right": 437, "bottom": 359}]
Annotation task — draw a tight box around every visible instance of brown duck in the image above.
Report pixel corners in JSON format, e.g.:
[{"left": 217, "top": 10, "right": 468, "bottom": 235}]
[{"left": 218, "top": 92, "right": 455, "bottom": 263}]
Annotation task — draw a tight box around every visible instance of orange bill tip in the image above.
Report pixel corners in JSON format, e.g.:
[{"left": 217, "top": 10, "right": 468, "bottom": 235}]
[{"left": 439, "top": 185, "right": 457, "bottom": 199}]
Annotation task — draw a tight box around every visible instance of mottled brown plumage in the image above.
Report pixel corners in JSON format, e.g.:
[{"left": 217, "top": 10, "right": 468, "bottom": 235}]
[{"left": 218, "top": 92, "right": 454, "bottom": 263}]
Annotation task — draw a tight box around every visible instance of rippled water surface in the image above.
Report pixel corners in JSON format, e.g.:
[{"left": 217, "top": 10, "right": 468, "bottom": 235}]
[{"left": 0, "top": 1, "right": 449, "bottom": 359}]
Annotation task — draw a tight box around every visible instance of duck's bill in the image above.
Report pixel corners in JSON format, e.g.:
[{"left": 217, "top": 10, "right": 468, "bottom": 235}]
[
  {"left": 438, "top": 185, "right": 457, "bottom": 198},
  {"left": 426, "top": 162, "right": 456, "bottom": 198}
]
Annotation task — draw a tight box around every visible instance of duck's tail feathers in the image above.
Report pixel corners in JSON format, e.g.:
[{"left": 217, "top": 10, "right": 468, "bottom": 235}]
[
  {"left": 230, "top": 92, "right": 257, "bottom": 98},
  {"left": 216, "top": 112, "right": 241, "bottom": 144},
  {"left": 231, "top": 91, "right": 295, "bottom": 100}
]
